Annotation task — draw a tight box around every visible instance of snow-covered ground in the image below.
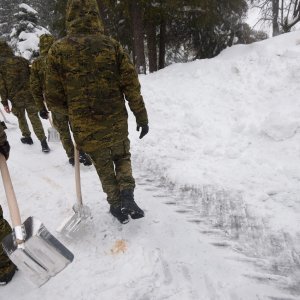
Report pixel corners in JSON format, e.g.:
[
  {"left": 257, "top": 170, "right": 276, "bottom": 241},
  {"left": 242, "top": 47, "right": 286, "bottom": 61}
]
[{"left": 2, "top": 31, "right": 300, "bottom": 299}]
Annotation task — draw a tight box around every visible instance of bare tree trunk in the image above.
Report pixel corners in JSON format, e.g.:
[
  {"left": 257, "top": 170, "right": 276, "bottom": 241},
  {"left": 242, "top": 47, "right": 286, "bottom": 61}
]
[
  {"left": 128, "top": 0, "right": 146, "bottom": 74},
  {"left": 158, "top": 17, "right": 166, "bottom": 70},
  {"left": 146, "top": 19, "right": 157, "bottom": 73},
  {"left": 272, "top": 0, "right": 280, "bottom": 36}
]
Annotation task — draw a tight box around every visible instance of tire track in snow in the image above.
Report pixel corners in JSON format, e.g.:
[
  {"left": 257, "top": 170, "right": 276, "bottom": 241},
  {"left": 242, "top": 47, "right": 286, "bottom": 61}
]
[{"left": 135, "top": 170, "right": 300, "bottom": 298}]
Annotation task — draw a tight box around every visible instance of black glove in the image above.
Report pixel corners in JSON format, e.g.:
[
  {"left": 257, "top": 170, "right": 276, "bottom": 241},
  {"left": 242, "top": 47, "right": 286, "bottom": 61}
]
[
  {"left": 0, "top": 141, "right": 10, "bottom": 160},
  {"left": 39, "top": 108, "right": 49, "bottom": 119},
  {"left": 137, "top": 124, "right": 149, "bottom": 139}
]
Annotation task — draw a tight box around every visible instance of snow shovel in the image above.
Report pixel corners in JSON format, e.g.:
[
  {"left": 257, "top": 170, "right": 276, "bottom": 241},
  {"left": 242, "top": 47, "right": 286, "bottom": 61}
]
[
  {"left": 43, "top": 100, "right": 60, "bottom": 143},
  {"left": 0, "top": 154, "right": 74, "bottom": 287},
  {"left": 57, "top": 147, "right": 92, "bottom": 238},
  {"left": 48, "top": 114, "right": 60, "bottom": 143},
  {"left": 0, "top": 108, "right": 17, "bottom": 126}
]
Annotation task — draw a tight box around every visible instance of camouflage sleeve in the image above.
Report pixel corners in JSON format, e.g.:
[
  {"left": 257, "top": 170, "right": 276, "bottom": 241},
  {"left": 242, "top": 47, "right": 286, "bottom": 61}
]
[
  {"left": 30, "top": 60, "right": 46, "bottom": 111},
  {"left": 45, "top": 45, "right": 68, "bottom": 115},
  {"left": 0, "top": 124, "right": 7, "bottom": 146},
  {"left": 116, "top": 42, "right": 148, "bottom": 126},
  {"left": 0, "top": 71, "right": 9, "bottom": 106}
]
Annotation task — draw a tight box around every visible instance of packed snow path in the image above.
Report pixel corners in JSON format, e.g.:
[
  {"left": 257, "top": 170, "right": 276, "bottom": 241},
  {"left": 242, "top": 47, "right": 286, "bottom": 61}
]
[{"left": 0, "top": 116, "right": 299, "bottom": 300}]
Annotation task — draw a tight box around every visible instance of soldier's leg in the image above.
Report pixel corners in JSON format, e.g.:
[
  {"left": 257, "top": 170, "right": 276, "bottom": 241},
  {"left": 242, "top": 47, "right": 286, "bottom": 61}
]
[
  {"left": 11, "top": 106, "right": 31, "bottom": 137},
  {"left": 52, "top": 112, "right": 74, "bottom": 159},
  {"left": 88, "top": 148, "right": 120, "bottom": 206},
  {"left": 111, "top": 139, "right": 144, "bottom": 219},
  {"left": 25, "top": 103, "right": 46, "bottom": 141},
  {"left": 111, "top": 138, "right": 135, "bottom": 191},
  {"left": 0, "top": 206, "right": 16, "bottom": 284}
]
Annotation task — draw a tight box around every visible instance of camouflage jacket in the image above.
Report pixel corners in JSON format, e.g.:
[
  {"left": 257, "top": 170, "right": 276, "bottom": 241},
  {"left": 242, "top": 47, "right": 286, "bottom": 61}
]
[
  {"left": 45, "top": 0, "right": 148, "bottom": 152},
  {"left": 30, "top": 35, "right": 55, "bottom": 111},
  {"left": 0, "top": 41, "right": 32, "bottom": 108}
]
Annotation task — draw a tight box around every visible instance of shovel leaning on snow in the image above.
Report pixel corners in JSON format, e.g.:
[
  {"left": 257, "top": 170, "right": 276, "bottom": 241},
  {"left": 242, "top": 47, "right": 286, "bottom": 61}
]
[
  {"left": 57, "top": 147, "right": 92, "bottom": 238},
  {"left": 0, "top": 154, "right": 74, "bottom": 287}
]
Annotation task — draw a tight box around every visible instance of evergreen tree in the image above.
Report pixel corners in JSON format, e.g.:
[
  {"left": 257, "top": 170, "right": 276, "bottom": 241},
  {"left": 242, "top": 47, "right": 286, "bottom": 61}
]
[
  {"left": 10, "top": 3, "right": 49, "bottom": 61},
  {"left": 0, "top": 0, "right": 18, "bottom": 39}
]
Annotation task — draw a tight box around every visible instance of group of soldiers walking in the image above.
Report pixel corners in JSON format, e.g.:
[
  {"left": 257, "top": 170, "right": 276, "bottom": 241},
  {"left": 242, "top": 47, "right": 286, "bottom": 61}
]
[{"left": 0, "top": 0, "right": 149, "bottom": 285}]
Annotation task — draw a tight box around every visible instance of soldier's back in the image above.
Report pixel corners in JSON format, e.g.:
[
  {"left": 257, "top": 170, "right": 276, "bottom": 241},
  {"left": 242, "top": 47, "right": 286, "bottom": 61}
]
[
  {"left": 0, "top": 56, "right": 30, "bottom": 100},
  {"left": 53, "top": 34, "right": 121, "bottom": 102}
]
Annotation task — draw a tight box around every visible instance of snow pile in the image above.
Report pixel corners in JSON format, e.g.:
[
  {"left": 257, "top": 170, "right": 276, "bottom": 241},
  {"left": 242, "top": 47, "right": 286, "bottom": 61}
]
[{"left": 135, "top": 30, "right": 300, "bottom": 239}]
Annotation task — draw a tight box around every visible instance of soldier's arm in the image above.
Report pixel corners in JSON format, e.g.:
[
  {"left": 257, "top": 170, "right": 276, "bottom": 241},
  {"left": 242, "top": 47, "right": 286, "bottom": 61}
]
[
  {"left": 116, "top": 43, "right": 148, "bottom": 126},
  {"left": 45, "top": 46, "right": 68, "bottom": 115},
  {"left": 0, "top": 72, "right": 9, "bottom": 107},
  {"left": 30, "top": 61, "right": 46, "bottom": 111}
]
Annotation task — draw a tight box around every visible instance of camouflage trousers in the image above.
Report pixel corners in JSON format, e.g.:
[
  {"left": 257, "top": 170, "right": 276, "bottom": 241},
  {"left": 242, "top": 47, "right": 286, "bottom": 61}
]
[
  {"left": 0, "top": 205, "right": 14, "bottom": 276},
  {"left": 12, "top": 102, "right": 46, "bottom": 141},
  {"left": 52, "top": 112, "right": 74, "bottom": 158},
  {"left": 88, "top": 138, "right": 135, "bottom": 206}
]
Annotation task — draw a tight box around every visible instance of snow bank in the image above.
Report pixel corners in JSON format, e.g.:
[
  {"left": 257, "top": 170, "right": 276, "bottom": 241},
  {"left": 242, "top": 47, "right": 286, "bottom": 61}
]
[{"left": 134, "top": 30, "right": 300, "bottom": 236}]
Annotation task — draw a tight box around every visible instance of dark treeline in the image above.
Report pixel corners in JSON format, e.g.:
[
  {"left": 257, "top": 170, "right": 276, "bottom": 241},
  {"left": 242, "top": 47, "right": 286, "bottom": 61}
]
[{"left": 0, "top": 0, "right": 267, "bottom": 72}]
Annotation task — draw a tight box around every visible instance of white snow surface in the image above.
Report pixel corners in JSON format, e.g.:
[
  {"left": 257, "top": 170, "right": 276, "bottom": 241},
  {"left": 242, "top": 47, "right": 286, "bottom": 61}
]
[
  {"left": 2, "top": 31, "right": 300, "bottom": 299},
  {"left": 19, "top": 3, "right": 38, "bottom": 15}
]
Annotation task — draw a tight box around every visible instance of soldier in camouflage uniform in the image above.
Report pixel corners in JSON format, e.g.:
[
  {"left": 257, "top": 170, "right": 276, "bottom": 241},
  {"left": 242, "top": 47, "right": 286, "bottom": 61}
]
[
  {"left": 30, "top": 34, "right": 91, "bottom": 166},
  {"left": 0, "top": 124, "right": 16, "bottom": 284},
  {"left": 46, "top": 0, "right": 149, "bottom": 224},
  {"left": 0, "top": 41, "right": 50, "bottom": 153}
]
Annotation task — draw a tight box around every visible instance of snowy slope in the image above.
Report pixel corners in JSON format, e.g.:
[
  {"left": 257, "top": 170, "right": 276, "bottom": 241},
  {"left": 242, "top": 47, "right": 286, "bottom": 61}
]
[
  {"left": 136, "top": 30, "right": 300, "bottom": 249},
  {"left": 1, "top": 31, "right": 300, "bottom": 299}
]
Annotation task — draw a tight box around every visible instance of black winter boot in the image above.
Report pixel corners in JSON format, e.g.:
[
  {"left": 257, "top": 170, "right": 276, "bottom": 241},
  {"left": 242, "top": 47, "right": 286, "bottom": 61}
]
[
  {"left": 69, "top": 157, "right": 75, "bottom": 166},
  {"left": 120, "top": 189, "right": 144, "bottom": 219},
  {"left": 110, "top": 205, "right": 129, "bottom": 224},
  {"left": 79, "top": 152, "right": 92, "bottom": 166},
  {"left": 41, "top": 138, "right": 50, "bottom": 153},
  {"left": 20, "top": 136, "right": 33, "bottom": 145}
]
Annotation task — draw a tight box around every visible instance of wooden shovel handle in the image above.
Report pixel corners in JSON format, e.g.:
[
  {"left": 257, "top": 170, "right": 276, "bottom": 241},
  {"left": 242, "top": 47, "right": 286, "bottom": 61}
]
[
  {"left": 48, "top": 114, "right": 55, "bottom": 128},
  {"left": 0, "top": 154, "right": 22, "bottom": 227},
  {"left": 74, "top": 147, "right": 83, "bottom": 206},
  {"left": 43, "top": 101, "right": 55, "bottom": 129}
]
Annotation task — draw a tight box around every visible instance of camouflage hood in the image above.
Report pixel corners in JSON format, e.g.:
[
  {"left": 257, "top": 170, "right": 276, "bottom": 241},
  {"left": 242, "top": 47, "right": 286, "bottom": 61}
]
[
  {"left": 66, "top": 0, "right": 104, "bottom": 35},
  {"left": 0, "top": 40, "right": 14, "bottom": 57},
  {"left": 39, "top": 34, "right": 55, "bottom": 56}
]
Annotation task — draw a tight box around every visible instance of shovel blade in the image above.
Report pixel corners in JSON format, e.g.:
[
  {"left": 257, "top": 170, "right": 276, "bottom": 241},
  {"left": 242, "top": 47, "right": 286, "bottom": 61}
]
[
  {"left": 48, "top": 127, "right": 60, "bottom": 142},
  {"left": 4, "top": 247, "right": 51, "bottom": 287},
  {"left": 2, "top": 216, "right": 74, "bottom": 287},
  {"left": 57, "top": 205, "right": 92, "bottom": 239}
]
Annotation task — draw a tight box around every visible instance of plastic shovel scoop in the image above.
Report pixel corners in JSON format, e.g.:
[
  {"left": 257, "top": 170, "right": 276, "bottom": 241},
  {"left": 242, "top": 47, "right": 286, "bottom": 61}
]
[
  {"left": 48, "top": 114, "right": 60, "bottom": 142},
  {"left": 0, "top": 154, "right": 74, "bottom": 287},
  {"left": 57, "top": 148, "right": 92, "bottom": 238}
]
